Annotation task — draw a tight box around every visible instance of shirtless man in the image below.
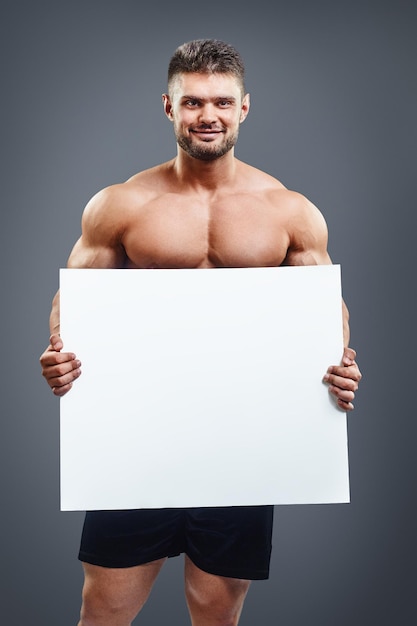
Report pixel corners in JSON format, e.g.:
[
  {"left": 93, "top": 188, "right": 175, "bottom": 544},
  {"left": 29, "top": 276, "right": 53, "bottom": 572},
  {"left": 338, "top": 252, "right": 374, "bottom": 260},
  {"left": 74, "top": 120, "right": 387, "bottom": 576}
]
[{"left": 40, "top": 39, "right": 361, "bottom": 626}]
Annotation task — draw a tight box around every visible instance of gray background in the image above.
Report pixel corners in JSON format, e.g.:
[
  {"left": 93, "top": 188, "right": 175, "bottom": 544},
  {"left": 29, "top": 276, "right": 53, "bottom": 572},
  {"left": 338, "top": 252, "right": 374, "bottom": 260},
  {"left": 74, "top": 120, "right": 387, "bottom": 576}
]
[{"left": 1, "top": 0, "right": 416, "bottom": 624}]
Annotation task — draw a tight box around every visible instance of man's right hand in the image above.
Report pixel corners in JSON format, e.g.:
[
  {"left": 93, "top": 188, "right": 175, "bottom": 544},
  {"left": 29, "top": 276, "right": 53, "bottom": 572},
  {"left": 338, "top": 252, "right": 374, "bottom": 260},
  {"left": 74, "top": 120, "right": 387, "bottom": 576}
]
[{"left": 40, "top": 334, "right": 81, "bottom": 397}]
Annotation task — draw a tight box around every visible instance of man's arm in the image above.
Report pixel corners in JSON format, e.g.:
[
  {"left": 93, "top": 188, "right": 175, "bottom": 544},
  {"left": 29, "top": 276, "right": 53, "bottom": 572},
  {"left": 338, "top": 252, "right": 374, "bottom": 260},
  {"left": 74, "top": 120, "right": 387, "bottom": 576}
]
[
  {"left": 283, "top": 193, "right": 362, "bottom": 411},
  {"left": 39, "top": 187, "right": 127, "bottom": 396}
]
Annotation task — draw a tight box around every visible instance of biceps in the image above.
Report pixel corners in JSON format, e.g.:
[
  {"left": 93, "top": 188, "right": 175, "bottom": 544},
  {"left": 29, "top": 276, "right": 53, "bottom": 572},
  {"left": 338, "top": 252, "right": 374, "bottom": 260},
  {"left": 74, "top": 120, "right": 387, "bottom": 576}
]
[
  {"left": 284, "top": 248, "right": 332, "bottom": 267},
  {"left": 67, "top": 237, "right": 125, "bottom": 269}
]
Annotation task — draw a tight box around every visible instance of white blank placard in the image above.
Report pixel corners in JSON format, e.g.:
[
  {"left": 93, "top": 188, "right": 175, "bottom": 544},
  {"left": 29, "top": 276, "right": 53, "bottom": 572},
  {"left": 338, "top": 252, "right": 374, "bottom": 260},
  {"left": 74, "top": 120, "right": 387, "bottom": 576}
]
[{"left": 59, "top": 266, "right": 350, "bottom": 510}]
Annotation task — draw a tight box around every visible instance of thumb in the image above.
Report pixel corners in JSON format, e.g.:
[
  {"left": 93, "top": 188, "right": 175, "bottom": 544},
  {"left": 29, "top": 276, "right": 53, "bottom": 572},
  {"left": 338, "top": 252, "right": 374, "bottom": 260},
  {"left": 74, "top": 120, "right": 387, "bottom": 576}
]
[
  {"left": 49, "top": 333, "right": 63, "bottom": 352},
  {"left": 342, "top": 346, "right": 356, "bottom": 365}
]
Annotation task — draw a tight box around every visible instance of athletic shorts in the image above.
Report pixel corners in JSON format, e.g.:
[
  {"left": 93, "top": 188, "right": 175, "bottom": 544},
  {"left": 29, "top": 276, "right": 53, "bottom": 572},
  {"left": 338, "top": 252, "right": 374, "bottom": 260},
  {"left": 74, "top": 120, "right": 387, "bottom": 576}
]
[{"left": 78, "top": 505, "right": 274, "bottom": 580}]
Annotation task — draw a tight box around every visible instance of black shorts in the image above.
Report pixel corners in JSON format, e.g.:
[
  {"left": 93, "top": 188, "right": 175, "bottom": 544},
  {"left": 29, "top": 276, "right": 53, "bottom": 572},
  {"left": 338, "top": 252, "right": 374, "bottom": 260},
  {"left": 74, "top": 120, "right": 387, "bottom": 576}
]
[{"left": 78, "top": 505, "right": 274, "bottom": 580}]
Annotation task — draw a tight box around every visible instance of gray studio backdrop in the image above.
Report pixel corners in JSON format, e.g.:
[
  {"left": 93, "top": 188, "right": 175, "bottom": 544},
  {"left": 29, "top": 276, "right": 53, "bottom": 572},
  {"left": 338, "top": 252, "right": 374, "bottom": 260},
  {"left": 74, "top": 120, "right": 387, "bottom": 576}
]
[{"left": 1, "top": 1, "right": 416, "bottom": 625}]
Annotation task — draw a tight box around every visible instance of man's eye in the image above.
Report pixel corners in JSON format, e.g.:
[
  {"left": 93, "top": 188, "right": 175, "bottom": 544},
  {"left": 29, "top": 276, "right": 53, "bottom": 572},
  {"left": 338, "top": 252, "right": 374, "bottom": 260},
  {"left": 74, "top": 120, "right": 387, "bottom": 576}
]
[{"left": 186, "top": 100, "right": 199, "bottom": 106}]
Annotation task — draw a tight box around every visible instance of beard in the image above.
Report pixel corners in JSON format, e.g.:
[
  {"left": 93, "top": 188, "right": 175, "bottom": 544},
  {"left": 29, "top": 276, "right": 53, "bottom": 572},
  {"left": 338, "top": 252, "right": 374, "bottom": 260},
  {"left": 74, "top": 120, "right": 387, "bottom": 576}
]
[{"left": 175, "top": 128, "right": 239, "bottom": 161}]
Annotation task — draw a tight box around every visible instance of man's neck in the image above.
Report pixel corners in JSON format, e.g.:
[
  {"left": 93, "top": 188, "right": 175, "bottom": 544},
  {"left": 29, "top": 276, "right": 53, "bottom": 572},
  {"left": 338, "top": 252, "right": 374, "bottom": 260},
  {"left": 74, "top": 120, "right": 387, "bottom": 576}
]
[{"left": 172, "top": 149, "right": 239, "bottom": 192}]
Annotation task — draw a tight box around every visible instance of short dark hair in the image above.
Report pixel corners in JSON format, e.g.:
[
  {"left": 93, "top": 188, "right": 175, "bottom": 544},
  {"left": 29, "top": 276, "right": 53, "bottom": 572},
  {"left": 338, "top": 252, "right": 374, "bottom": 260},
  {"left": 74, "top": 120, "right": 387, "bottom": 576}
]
[{"left": 168, "top": 39, "right": 246, "bottom": 95}]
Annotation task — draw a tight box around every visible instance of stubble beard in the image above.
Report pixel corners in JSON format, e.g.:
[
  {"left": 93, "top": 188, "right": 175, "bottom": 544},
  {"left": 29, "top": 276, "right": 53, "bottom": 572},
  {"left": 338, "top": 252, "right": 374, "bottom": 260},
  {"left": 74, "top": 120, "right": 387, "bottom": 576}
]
[{"left": 175, "top": 129, "right": 239, "bottom": 162}]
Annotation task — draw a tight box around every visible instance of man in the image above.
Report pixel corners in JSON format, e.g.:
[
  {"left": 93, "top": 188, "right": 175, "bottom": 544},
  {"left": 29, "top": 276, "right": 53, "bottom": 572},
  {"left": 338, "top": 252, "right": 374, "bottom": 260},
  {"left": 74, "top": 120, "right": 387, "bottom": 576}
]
[{"left": 40, "top": 39, "right": 361, "bottom": 626}]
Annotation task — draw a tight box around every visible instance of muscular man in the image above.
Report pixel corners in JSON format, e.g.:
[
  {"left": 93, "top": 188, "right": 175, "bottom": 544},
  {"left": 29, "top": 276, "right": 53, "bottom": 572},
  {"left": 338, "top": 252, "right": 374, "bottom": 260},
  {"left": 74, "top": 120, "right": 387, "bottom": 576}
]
[{"left": 40, "top": 39, "right": 362, "bottom": 626}]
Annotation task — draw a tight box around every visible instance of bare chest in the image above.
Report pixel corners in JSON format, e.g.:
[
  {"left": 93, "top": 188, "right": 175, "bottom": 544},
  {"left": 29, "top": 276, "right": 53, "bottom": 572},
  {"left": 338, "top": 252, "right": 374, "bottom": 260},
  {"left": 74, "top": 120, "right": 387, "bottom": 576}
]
[{"left": 122, "top": 198, "right": 290, "bottom": 269}]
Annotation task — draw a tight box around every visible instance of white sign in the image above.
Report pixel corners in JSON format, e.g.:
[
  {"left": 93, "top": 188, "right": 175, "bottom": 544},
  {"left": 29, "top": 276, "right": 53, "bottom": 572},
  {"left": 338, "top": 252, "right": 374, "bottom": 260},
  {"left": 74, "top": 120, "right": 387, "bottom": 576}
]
[{"left": 60, "top": 266, "right": 350, "bottom": 510}]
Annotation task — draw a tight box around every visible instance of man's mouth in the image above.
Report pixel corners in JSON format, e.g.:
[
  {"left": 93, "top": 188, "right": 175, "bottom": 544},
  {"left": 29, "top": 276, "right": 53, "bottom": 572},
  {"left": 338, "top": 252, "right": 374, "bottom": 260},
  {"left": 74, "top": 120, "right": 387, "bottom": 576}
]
[{"left": 190, "top": 128, "right": 223, "bottom": 140}]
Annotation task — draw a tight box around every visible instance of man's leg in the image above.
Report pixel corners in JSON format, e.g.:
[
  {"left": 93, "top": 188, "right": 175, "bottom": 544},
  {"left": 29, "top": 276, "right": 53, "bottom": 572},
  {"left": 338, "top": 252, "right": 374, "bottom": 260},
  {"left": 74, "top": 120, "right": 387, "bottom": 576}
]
[
  {"left": 77, "top": 557, "right": 166, "bottom": 626},
  {"left": 184, "top": 556, "right": 251, "bottom": 626}
]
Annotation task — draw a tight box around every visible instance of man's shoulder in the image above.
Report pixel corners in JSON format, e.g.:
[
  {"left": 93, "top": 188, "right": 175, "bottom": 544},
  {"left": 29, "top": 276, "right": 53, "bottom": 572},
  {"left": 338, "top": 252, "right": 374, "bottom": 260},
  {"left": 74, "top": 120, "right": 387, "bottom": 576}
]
[
  {"left": 84, "top": 162, "right": 173, "bottom": 216},
  {"left": 125, "top": 161, "right": 174, "bottom": 192},
  {"left": 237, "top": 160, "right": 286, "bottom": 192},
  {"left": 237, "top": 162, "right": 312, "bottom": 207},
  {"left": 239, "top": 164, "right": 308, "bottom": 206}
]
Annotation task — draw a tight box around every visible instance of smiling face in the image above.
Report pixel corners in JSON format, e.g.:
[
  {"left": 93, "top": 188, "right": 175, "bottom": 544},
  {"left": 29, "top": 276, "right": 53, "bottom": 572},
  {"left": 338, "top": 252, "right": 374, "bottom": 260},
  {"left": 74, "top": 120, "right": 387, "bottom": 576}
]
[{"left": 163, "top": 72, "right": 250, "bottom": 161}]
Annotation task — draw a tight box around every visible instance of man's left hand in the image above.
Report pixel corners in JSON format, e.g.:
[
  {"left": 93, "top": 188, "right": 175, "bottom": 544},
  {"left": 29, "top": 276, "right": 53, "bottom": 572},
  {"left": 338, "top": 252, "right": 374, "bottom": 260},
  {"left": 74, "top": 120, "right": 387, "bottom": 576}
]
[{"left": 323, "top": 347, "right": 362, "bottom": 411}]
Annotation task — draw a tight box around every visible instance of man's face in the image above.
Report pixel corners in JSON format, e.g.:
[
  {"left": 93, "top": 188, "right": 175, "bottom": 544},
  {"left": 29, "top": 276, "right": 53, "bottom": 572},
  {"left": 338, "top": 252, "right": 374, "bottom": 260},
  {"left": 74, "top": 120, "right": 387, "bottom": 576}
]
[{"left": 163, "top": 73, "right": 250, "bottom": 161}]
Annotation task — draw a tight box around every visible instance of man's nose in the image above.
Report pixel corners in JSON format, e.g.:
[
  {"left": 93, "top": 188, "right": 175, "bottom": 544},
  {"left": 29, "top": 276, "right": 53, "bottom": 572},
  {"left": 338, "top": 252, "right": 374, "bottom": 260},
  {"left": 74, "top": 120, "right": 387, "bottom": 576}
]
[{"left": 198, "top": 104, "right": 217, "bottom": 124}]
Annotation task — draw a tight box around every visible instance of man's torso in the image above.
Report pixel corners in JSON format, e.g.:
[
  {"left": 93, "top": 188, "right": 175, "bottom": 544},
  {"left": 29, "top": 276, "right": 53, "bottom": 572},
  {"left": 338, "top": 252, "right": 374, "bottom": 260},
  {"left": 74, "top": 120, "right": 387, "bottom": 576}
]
[{"left": 108, "top": 160, "right": 296, "bottom": 270}]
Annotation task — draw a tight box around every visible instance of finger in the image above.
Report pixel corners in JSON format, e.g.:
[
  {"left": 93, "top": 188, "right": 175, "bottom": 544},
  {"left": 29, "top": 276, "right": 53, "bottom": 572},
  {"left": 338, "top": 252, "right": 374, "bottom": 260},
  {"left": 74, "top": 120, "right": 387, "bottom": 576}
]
[
  {"left": 323, "top": 371, "right": 359, "bottom": 391},
  {"left": 325, "top": 364, "right": 362, "bottom": 383},
  {"left": 328, "top": 384, "right": 355, "bottom": 404},
  {"left": 336, "top": 396, "right": 354, "bottom": 411},
  {"left": 44, "top": 368, "right": 81, "bottom": 388},
  {"left": 40, "top": 359, "right": 79, "bottom": 385},
  {"left": 324, "top": 372, "right": 359, "bottom": 394},
  {"left": 52, "top": 382, "right": 75, "bottom": 397},
  {"left": 41, "top": 350, "right": 78, "bottom": 367},
  {"left": 327, "top": 384, "right": 355, "bottom": 411},
  {"left": 48, "top": 366, "right": 82, "bottom": 390}
]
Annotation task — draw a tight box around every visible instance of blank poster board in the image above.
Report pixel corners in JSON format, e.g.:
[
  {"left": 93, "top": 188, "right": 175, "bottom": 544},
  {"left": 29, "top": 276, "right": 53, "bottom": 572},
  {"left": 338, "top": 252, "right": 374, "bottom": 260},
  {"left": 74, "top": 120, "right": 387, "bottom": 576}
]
[{"left": 59, "top": 266, "right": 350, "bottom": 511}]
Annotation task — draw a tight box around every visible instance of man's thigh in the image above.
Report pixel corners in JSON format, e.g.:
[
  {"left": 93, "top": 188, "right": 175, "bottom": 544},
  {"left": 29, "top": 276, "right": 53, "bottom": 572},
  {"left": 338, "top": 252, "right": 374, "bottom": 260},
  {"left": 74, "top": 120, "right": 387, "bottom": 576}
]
[
  {"left": 184, "top": 556, "right": 251, "bottom": 626},
  {"left": 80, "top": 558, "right": 166, "bottom": 624}
]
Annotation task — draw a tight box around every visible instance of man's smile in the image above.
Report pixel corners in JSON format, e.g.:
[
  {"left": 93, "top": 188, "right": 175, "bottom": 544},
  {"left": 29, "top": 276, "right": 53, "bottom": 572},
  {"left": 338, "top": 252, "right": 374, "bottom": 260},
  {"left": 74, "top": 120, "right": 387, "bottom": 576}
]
[{"left": 190, "top": 128, "right": 224, "bottom": 140}]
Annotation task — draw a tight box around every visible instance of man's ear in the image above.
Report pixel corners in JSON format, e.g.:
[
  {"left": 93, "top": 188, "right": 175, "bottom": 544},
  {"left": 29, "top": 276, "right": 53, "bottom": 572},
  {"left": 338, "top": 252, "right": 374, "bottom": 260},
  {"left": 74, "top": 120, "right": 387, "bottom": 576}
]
[
  {"left": 240, "top": 93, "right": 250, "bottom": 123},
  {"left": 162, "top": 93, "right": 174, "bottom": 121}
]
